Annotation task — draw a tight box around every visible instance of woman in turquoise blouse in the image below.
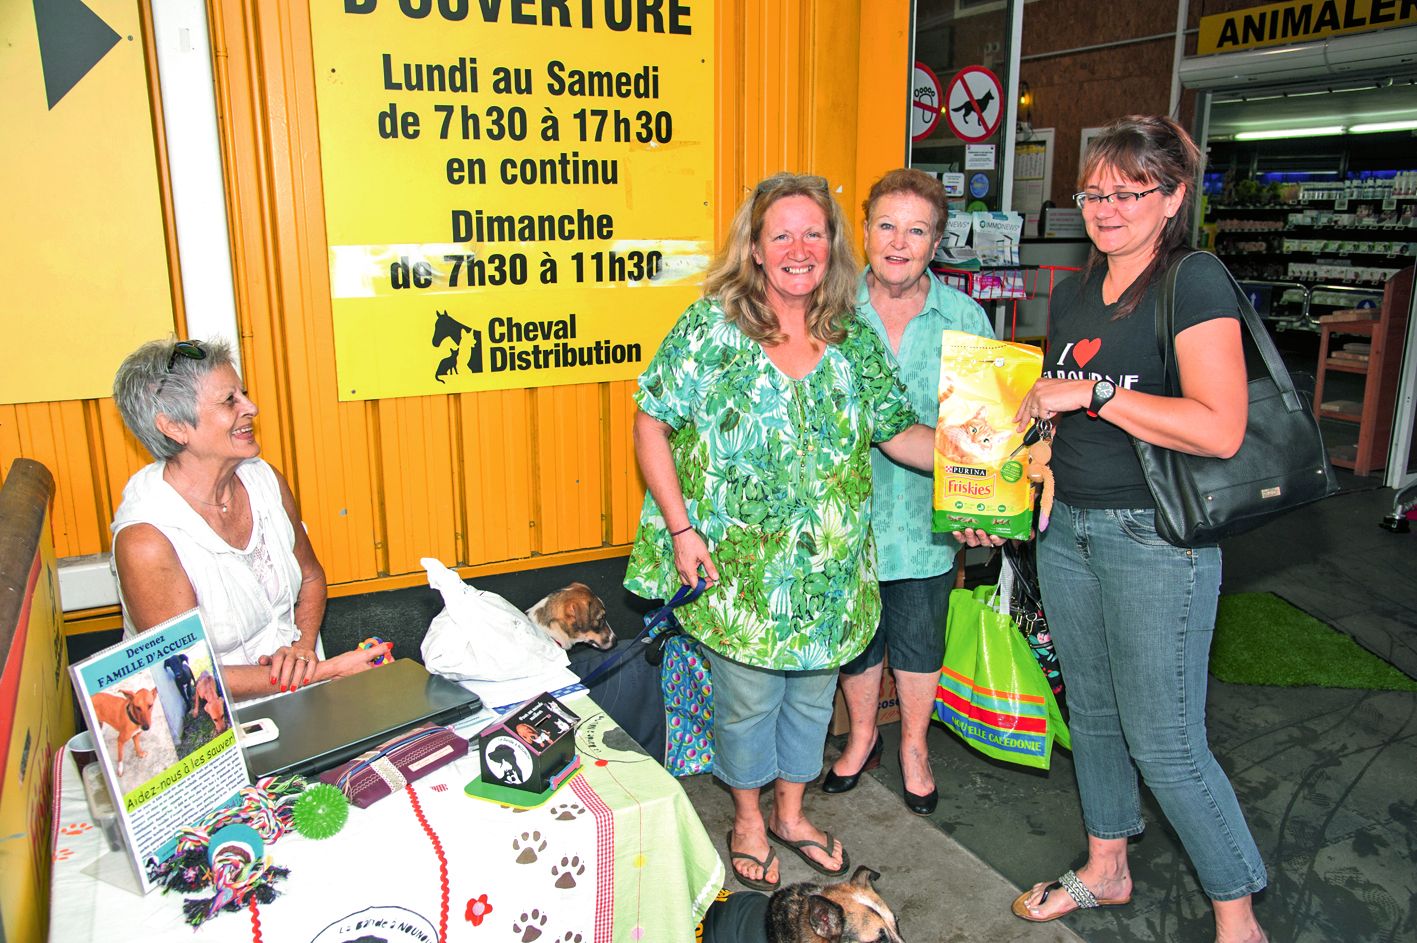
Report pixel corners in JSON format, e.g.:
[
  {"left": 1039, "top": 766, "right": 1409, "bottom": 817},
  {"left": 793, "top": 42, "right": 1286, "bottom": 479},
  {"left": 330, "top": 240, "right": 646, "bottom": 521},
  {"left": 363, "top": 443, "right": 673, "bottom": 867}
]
[
  {"left": 625, "top": 173, "right": 936, "bottom": 891},
  {"left": 822, "top": 169, "right": 993, "bottom": 816}
]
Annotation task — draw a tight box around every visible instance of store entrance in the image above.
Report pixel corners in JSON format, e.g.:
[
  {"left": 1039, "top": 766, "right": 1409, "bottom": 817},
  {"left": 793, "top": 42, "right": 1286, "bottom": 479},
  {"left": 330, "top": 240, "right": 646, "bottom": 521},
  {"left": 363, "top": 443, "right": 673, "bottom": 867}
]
[{"left": 1196, "top": 76, "right": 1417, "bottom": 484}]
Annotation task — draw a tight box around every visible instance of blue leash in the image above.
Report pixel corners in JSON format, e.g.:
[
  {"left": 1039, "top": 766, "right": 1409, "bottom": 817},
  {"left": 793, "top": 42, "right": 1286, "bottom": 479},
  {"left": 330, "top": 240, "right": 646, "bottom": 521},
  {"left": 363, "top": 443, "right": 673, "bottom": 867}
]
[{"left": 577, "top": 578, "right": 706, "bottom": 687}]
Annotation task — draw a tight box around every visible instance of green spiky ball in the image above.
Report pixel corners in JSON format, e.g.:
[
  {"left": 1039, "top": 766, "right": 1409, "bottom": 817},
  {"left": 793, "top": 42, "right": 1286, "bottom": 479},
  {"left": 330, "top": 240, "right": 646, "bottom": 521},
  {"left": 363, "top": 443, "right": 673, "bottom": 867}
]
[{"left": 292, "top": 783, "right": 349, "bottom": 840}]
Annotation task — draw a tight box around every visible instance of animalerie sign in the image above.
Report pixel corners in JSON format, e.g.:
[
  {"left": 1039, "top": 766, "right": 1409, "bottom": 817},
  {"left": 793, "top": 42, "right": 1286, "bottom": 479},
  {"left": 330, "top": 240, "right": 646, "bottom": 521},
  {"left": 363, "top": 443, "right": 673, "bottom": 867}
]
[
  {"left": 309, "top": 0, "right": 714, "bottom": 400},
  {"left": 1197, "top": 0, "right": 1417, "bottom": 55}
]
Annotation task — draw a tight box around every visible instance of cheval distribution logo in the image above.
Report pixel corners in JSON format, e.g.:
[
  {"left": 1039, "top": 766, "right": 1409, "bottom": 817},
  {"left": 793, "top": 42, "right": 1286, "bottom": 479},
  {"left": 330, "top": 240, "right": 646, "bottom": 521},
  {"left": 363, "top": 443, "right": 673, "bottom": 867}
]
[{"left": 428, "top": 309, "right": 642, "bottom": 384}]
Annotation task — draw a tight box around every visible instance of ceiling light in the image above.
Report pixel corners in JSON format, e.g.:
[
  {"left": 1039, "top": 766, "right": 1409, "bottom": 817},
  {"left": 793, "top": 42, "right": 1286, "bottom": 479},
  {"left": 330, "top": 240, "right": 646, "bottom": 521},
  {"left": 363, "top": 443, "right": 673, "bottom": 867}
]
[
  {"left": 1234, "top": 126, "right": 1345, "bottom": 140},
  {"left": 1348, "top": 120, "right": 1417, "bottom": 133}
]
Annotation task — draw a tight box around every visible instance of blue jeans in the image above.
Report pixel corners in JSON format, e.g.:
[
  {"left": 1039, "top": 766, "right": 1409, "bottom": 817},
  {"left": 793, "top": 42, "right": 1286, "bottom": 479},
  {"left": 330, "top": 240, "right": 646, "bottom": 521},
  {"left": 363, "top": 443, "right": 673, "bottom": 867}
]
[
  {"left": 1037, "top": 501, "right": 1267, "bottom": 901},
  {"left": 710, "top": 653, "right": 838, "bottom": 789}
]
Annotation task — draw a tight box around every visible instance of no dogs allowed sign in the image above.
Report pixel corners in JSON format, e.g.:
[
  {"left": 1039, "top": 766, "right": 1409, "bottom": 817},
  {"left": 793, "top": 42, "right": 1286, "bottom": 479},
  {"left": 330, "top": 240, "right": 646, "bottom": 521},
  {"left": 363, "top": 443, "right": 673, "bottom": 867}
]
[{"left": 944, "top": 66, "right": 1004, "bottom": 144}]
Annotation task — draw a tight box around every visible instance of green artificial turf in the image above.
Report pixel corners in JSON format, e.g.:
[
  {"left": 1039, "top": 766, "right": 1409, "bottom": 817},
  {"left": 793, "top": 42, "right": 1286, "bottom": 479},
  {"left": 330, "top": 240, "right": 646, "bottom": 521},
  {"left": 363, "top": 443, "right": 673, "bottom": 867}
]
[{"left": 1211, "top": 592, "right": 1417, "bottom": 691}]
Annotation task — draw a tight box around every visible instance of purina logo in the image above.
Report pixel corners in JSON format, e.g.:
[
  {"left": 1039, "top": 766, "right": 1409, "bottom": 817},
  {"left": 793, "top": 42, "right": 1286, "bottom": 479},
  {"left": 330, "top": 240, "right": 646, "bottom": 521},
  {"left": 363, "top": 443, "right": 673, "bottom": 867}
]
[{"left": 430, "top": 309, "right": 642, "bottom": 383}]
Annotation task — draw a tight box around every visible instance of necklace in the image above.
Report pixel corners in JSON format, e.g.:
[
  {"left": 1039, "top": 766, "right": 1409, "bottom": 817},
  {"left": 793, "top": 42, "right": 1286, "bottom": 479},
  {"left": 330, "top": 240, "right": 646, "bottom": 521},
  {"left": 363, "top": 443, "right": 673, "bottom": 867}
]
[
  {"left": 182, "top": 480, "right": 235, "bottom": 514},
  {"left": 162, "top": 465, "right": 238, "bottom": 515}
]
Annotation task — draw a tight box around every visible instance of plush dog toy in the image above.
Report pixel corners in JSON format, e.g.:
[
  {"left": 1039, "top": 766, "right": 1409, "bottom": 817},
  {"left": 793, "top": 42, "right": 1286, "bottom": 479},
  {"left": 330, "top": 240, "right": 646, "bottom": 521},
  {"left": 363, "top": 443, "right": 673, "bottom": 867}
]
[{"left": 1027, "top": 438, "right": 1055, "bottom": 532}]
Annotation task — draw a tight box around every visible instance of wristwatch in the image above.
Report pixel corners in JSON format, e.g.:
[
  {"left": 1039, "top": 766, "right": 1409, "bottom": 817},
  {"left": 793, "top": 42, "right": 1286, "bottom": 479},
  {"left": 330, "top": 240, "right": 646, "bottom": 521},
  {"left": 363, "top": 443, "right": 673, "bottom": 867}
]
[{"left": 1086, "top": 380, "right": 1116, "bottom": 419}]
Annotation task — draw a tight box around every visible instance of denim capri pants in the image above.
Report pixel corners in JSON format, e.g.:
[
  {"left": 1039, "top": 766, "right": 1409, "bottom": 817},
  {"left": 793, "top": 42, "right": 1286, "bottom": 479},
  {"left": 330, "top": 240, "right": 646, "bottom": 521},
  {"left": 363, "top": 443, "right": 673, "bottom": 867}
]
[
  {"left": 710, "top": 652, "right": 839, "bottom": 790},
  {"left": 840, "top": 571, "right": 953, "bottom": 676},
  {"left": 1038, "top": 500, "right": 1267, "bottom": 901}
]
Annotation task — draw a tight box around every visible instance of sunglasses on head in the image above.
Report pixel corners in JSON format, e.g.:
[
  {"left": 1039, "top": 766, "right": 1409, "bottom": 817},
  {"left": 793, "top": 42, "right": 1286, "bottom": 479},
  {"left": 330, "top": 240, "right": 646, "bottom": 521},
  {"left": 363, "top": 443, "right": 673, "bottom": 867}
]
[
  {"left": 156, "top": 340, "right": 207, "bottom": 396},
  {"left": 754, "top": 174, "right": 830, "bottom": 197}
]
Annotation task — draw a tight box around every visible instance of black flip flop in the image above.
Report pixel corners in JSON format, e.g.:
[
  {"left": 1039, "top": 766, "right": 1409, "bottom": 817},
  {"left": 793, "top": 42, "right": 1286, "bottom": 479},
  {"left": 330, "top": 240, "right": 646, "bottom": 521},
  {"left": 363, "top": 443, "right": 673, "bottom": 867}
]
[
  {"left": 727, "top": 831, "right": 780, "bottom": 892},
  {"left": 767, "top": 826, "right": 850, "bottom": 878}
]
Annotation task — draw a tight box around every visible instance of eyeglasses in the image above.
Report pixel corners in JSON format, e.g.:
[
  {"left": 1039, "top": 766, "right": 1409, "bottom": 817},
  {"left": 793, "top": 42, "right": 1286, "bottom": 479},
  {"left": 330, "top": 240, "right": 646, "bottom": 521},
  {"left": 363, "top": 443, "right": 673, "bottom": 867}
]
[
  {"left": 156, "top": 340, "right": 206, "bottom": 396},
  {"left": 1072, "top": 187, "right": 1162, "bottom": 209}
]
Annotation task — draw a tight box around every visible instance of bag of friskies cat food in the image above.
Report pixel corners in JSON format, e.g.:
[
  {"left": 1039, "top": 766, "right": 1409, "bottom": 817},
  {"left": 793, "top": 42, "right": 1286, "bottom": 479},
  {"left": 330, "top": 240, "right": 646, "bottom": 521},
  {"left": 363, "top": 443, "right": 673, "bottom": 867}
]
[{"left": 933, "top": 331, "right": 1042, "bottom": 539}]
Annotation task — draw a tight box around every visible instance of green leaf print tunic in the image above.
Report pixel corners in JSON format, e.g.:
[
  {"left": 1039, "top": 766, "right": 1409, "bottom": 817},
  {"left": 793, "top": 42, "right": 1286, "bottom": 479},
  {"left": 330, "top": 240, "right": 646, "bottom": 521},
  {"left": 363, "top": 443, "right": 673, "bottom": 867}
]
[{"left": 624, "top": 298, "right": 917, "bottom": 670}]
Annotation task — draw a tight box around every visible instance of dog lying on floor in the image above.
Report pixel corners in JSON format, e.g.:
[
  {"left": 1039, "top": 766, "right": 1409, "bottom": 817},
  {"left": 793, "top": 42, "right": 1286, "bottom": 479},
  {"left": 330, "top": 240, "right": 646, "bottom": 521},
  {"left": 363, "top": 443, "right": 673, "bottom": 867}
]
[
  {"left": 698, "top": 866, "right": 905, "bottom": 943},
  {"left": 526, "top": 582, "right": 616, "bottom": 650}
]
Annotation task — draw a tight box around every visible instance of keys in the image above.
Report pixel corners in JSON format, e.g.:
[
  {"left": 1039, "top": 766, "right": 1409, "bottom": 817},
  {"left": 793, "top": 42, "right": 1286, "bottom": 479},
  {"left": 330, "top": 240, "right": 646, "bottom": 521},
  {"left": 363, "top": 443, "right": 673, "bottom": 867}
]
[{"left": 1009, "top": 418, "right": 1054, "bottom": 458}]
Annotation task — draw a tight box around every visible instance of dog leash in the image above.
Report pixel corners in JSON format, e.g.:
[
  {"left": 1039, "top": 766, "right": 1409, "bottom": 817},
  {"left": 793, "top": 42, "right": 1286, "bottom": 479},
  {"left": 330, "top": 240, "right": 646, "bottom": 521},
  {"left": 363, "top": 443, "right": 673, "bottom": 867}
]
[{"left": 576, "top": 578, "right": 706, "bottom": 687}]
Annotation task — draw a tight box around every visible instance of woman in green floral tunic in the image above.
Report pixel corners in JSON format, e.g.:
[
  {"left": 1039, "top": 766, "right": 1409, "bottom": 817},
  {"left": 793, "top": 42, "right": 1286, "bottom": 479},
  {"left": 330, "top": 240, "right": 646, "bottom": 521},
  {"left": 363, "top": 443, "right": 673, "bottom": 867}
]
[{"left": 625, "top": 173, "right": 936, "bottom": 891}]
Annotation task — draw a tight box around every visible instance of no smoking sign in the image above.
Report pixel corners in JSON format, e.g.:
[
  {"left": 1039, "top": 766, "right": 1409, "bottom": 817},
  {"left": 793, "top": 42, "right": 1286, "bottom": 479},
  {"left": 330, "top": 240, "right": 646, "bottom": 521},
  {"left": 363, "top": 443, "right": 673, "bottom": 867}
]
[{"left": 944, "top": 65, "right": 1004, "bottom": 144}]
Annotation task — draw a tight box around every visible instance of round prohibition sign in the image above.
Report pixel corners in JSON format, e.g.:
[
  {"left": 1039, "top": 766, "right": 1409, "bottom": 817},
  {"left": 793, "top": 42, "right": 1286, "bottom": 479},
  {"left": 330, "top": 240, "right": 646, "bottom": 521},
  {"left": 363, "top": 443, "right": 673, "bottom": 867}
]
[
  {"left": 944, "top": 65, "right": 1004, "bottom": 144},
  {"left": 911, "top": 62, "right": 943, "bottom": 142}
]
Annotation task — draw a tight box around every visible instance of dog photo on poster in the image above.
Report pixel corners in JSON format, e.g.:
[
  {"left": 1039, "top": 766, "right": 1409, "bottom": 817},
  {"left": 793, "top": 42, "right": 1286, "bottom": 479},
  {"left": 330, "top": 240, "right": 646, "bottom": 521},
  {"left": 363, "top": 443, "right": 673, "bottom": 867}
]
[{"left": 69, "top": 608, "right": 249, "bottom": 893}]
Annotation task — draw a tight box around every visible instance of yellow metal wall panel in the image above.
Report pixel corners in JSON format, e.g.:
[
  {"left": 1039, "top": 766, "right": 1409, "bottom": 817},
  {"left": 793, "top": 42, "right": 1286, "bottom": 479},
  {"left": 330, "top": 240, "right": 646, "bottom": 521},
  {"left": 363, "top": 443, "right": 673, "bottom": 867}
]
[
  {"left": 532, "top": 385, "right": 608, "bottom": 555},
  {"left": 0, "top": 403, "right": 103, "bottom": 558},
  {"left": 459, "top": 390, "right": 536, "bottom": 565},
  {"left": 376, "top": 397, "right": 462, "bottom": 576},
  {"left": 606, "top": 381, "right": 643, "bottom": 547}
]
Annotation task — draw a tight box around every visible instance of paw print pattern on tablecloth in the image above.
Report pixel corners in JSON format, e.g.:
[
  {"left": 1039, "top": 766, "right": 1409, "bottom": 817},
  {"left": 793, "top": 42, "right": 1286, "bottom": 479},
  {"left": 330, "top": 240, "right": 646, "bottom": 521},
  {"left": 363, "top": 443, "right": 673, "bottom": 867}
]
[
  {"left": 53, "top": 847, "right": 74, "bottom": 862},
  {"left": 549, "top": 801, "right": 584, "bottom": 821},
  {"left": 513, "top": 830, "right": 547, "bottom": 864},
  {"left": 514, "top": 908, "right": 548, "bottom": 942},
  {"left": 558, "top": 933, "right": 584, "bottom": 943},
  {"left": 59, "top": 822, "right": 93, "bottom": 836},
  {"left": 551, "top": 854, "right": 585, "bottom": 888}
]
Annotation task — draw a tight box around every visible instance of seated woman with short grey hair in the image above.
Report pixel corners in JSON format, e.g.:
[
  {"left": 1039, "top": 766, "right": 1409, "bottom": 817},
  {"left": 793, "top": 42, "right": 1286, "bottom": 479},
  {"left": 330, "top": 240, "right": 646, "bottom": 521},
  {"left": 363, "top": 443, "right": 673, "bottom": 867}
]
[{"left": 110, "top": 337, "right": 388, "bottom": 701}]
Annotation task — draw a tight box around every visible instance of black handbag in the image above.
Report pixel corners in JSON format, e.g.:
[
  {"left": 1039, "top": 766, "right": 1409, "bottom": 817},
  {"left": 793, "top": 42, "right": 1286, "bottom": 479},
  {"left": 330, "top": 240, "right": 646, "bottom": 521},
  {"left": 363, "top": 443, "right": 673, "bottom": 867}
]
[{"left": 1131, "top": 251, "right": 1339, "bottom": 547}]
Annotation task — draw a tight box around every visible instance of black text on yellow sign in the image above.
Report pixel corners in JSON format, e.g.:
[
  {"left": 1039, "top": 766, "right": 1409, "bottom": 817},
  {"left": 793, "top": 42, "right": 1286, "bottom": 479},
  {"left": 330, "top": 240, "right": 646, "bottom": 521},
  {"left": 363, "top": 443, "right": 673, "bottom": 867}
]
[
  {"left": 311, "top": 0, "right": 714, "bottom": 400},
  {"left": 1197, "top": 0, "right": 1417, "bottom": 55},
  {"left": 342, "top": 0, "right": 693, "bottom": 33}
]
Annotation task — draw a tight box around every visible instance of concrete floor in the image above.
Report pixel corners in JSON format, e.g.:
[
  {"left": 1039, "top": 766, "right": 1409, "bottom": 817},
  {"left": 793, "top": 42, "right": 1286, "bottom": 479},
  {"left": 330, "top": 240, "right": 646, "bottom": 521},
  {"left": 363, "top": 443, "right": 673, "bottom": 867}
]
[{"left": 221, "top": 476, "right": 1417, "bottom": 941}]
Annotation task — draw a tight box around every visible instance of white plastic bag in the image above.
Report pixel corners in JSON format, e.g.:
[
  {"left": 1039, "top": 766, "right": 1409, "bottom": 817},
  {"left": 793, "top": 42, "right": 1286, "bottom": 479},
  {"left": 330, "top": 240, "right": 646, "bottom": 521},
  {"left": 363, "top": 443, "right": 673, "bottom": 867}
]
[{"left": 419, "top": 557, "right": 569, "bottom": 683}]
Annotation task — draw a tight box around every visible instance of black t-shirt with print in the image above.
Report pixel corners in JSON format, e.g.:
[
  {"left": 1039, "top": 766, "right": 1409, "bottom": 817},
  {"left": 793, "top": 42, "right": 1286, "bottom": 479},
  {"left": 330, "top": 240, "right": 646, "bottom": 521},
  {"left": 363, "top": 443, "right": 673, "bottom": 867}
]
[{"left": 1044, "top": 252, "right": 1241, "bottom": 509}]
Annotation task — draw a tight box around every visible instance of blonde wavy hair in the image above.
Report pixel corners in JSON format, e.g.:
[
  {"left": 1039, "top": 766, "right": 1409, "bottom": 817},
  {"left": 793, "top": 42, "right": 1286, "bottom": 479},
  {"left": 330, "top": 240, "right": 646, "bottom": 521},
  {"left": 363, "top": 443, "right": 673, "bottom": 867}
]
[{"left": 702, "top": 172, "right": 858, "bottom": 346}]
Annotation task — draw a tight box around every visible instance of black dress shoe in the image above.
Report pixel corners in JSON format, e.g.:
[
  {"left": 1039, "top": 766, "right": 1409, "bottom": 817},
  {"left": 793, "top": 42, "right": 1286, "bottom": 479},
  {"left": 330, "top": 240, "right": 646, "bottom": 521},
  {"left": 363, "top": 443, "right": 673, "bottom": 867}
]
[
  {"left": 821, "top": 734, "right": 883, "bottom": 794},
  {"left": 903, "top": 782, "right": 938, "bottom": 816}
]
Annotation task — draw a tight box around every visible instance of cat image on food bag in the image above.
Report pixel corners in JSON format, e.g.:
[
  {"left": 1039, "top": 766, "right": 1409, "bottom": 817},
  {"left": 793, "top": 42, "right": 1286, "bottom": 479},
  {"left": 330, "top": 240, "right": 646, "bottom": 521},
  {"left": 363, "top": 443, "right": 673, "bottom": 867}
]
[{"left": 936, "top": 377, "right": 1012, "bottom": 466}]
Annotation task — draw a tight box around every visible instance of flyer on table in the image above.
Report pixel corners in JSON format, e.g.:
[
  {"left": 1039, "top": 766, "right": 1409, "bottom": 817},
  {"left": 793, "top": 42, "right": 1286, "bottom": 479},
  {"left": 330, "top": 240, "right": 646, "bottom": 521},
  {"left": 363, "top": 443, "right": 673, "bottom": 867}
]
[
  {"left": 308, "top": 0, "right": 715, "bottom": 400},
  {"left": 69, "top": 609, "right": 248, "bottom": 893}
]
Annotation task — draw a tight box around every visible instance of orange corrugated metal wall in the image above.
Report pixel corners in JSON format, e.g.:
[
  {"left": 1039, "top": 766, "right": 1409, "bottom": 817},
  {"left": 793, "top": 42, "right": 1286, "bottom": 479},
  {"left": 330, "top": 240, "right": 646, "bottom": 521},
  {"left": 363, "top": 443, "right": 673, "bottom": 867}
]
[{"left": 0, "top": 0, "right": 911, "bottom": 612}]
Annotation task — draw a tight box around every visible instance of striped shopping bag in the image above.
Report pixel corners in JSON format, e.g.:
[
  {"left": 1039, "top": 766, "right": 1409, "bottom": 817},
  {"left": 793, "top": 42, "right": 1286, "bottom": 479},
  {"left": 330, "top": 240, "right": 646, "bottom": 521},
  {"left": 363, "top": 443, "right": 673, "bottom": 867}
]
[{"left": 933, "top": 560, "right": 1069, "bottom": 770}]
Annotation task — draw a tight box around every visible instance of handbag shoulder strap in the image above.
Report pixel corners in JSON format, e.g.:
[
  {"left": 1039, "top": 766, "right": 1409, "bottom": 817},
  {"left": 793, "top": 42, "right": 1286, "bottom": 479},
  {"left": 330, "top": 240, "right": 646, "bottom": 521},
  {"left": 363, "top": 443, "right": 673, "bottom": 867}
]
[{"left": 1153, "top": 249, "right": 1306, "bottom": 412}]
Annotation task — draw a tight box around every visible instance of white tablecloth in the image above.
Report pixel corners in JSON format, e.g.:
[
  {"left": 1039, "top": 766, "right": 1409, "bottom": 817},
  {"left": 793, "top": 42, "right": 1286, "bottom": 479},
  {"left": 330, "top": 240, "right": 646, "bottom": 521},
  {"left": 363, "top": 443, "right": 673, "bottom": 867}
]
[{"left": 49, "top": 693, "right": 723, "bottom": 942}]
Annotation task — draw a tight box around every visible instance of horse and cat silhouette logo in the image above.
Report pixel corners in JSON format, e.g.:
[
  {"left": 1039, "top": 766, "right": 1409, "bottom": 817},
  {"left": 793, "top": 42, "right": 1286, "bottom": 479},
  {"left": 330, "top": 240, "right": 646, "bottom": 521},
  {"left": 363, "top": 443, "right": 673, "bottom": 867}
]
[{"left": 432, "top": 310, "right": 483, "bottom": 381}]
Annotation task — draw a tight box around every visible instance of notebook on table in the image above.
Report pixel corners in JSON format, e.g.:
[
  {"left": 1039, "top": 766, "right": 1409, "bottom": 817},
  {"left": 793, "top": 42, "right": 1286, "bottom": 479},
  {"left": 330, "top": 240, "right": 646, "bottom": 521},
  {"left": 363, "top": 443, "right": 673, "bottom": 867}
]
[{"left": 234, "top": 659, "right": 483, "bottom": 778}]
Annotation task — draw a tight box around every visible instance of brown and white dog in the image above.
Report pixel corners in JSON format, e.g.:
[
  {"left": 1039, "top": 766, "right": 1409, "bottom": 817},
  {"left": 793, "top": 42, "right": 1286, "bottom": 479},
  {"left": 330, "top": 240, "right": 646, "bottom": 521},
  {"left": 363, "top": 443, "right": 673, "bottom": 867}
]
[
  {"left": 191, "top": 671, "right": 228, "bottom": 734},
  {"left": 699, "top": 866, "right": 906, "bottom": 943},
  {"left": 91, "top": 687, "right": 157, "bottom": 776},
  {"left": 769, "top": 867, "right": 905, "bottom": 943},
  {"left": 526, "top": 582, "right": 616, "bottom": 650}
]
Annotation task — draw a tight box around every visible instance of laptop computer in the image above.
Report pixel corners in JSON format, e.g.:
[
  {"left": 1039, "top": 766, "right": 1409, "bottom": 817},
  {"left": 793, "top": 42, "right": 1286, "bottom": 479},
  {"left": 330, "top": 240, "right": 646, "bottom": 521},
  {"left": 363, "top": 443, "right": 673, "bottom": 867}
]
[{"left": 234, "top": 659, "right": 483, "bottom": 778}]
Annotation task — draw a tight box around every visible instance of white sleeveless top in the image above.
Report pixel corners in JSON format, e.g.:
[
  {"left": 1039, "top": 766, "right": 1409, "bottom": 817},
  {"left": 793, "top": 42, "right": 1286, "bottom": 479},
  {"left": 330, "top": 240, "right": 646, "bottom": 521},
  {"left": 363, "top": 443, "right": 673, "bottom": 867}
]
[{"left": 111, "top": 458, "right": 302, "bottom": 667}]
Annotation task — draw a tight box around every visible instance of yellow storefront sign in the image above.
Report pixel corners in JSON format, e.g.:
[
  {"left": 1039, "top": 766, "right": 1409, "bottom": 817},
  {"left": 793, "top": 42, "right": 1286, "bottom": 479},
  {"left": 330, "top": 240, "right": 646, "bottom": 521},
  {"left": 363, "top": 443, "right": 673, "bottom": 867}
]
[
  {"left": 308, "top": 0, "right": 714, "bottom": 400},
  {"left": 0, "top": 0, "right": 174, "bottom": 404},
  {"left": 1198, "top": 0, "right": 1417, "bottom": 55}
]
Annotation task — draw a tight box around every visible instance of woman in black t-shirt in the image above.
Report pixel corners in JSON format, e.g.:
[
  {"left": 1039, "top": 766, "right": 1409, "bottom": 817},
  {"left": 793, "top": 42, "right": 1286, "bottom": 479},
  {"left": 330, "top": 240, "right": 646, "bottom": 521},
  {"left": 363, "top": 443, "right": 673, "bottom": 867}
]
[{"left": 988, "top": 116, "right": 1268, "bottom": 942}]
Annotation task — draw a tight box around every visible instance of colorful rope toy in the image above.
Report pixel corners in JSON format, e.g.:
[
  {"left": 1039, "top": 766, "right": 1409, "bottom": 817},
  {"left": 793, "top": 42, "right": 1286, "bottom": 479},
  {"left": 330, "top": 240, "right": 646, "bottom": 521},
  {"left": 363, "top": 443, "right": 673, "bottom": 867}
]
[
  {"left": 146, "top": 775, "right": 307, "bottom": 927},
  {"left": 359, "top": 636, "right": 392, "bottom": 666}
]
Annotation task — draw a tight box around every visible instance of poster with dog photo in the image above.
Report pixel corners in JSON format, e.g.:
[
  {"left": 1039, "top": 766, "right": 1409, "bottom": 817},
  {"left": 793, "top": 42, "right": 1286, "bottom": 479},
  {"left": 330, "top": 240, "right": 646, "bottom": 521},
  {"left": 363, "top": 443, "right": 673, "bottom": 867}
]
[{"left": 69, "top": 608, "right": 249, "bottom": 893}]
